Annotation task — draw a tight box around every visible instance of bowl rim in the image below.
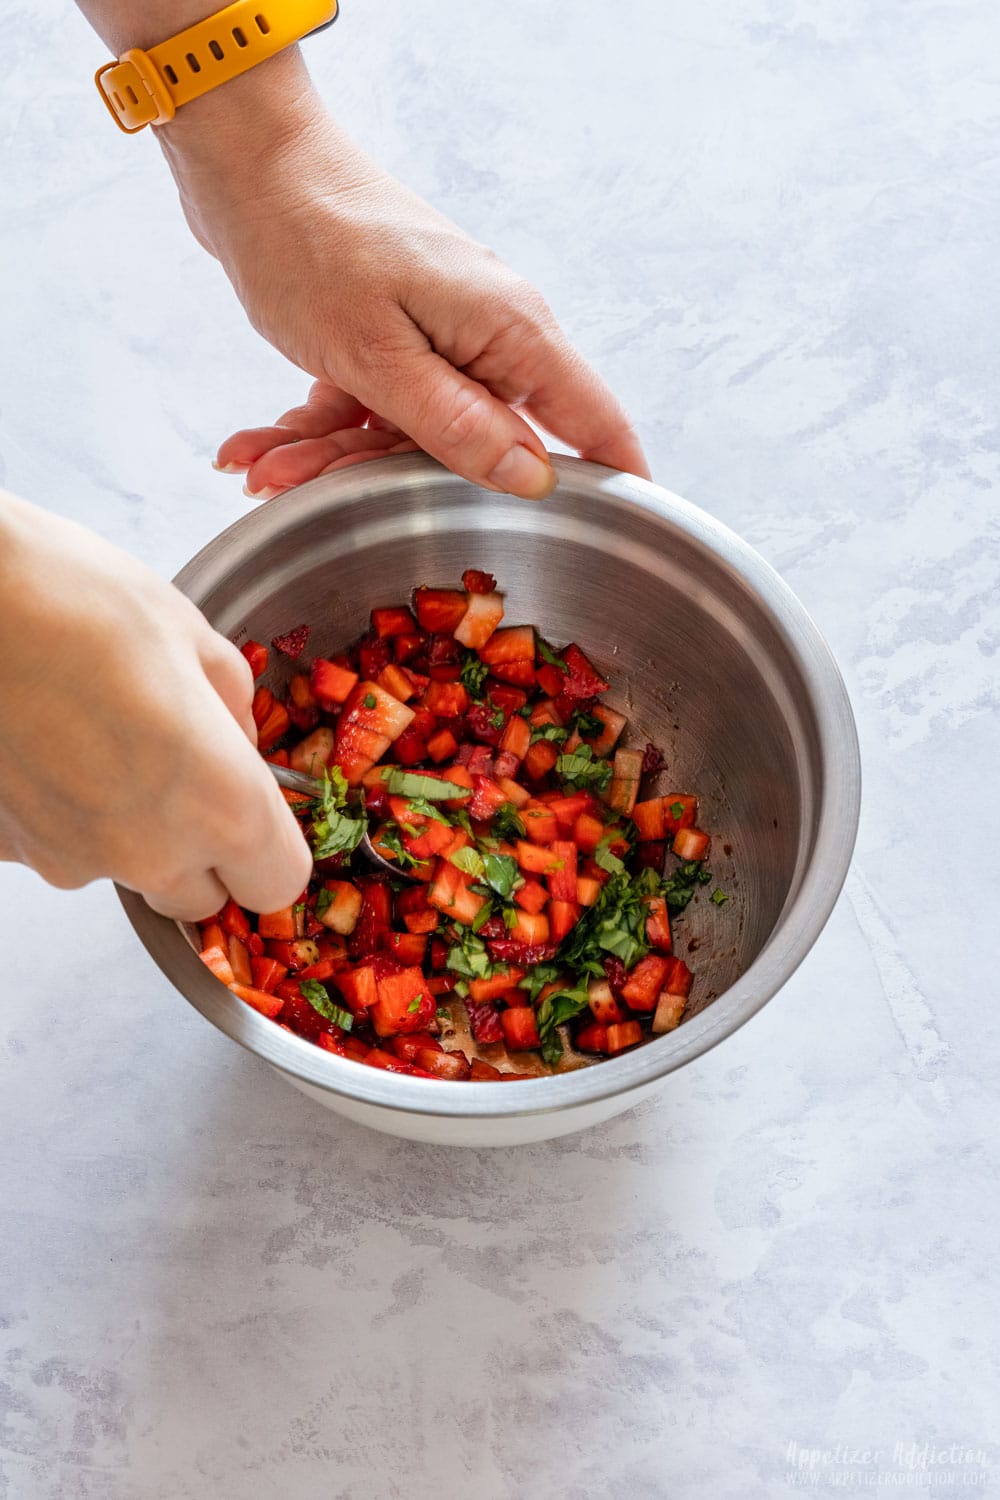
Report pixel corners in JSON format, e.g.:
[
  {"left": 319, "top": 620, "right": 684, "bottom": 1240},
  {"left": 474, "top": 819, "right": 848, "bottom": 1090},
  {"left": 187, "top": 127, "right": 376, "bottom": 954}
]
[{"left": 117, "top": 453, "right": 861, "bottom": 1120}]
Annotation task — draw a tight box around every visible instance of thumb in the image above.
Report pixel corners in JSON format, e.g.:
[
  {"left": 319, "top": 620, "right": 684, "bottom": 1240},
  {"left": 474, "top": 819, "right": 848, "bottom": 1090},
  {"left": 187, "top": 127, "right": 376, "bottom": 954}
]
[
  {"left": 213, "top": 749, "right": 314, "bottom": 915},
  {"left": 354, "top": 343, "right": 558, "bottom": 500}
]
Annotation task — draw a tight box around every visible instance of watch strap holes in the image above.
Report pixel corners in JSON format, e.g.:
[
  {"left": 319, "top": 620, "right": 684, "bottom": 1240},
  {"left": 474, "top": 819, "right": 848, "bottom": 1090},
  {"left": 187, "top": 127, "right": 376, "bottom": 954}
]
[
  {"left": 125, "top": 84, "right": 138, "bottom": 105},
  {"left": 254, "top": 14, "right": 271, "bottom": 34},
  {"left": 208, "top": 39, "right": 224, "bottom": 60},
  {"left": 163, "top": 63, "right": 178, "bottom": 84},
  {"left": 185, "top": 51, "right": 201, "bottom": 73},
  {"left": 232, "top": 26, "right": 248, "bottom": 47}
]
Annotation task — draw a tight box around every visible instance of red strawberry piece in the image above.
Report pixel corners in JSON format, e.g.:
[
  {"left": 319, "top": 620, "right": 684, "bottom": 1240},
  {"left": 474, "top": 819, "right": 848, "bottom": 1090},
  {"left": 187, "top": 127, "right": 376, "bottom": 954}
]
[
  {"left": 462, "top": 569, "right": 497, "bottom": 595},
  {"left": 464, "top": 999, "right": 504, "bottom": 1044},
  {"left": 271, "top": 624, "right": 311, "bottom": 659},
  {"left": 642, "top": 741, "right": 666, "bottom": 774},
  {"left": 486, "top": 939, "right": 560, "bottom": 965}
]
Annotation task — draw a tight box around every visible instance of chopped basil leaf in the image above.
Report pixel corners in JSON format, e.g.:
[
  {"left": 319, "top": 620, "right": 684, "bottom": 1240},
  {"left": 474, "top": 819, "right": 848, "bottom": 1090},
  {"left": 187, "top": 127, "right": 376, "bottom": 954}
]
[
  {"left": 594, "top": 836, "right": 626, "bottom": 876},
  {"left": 536, "top": 985, "right": 590, "bottom": 1066},
  {"left": 536, "top": 636, "right": 569, "bottom": 673},
  {"left": 661, "top": 858, "right": 710, "bottom": 913},
  {"left": 382, "top": 769, "right": 470, "bottom": 801},
  {"left": 405, "top": 796, "right": 452, "bottom": 825},
  {"left": 316, "top": 887, "right": 334, "bottom": 917},
  {"left": 453, "top": 808, "right": 475, "bottom": 837},
  {"left": 559, "top": 869, "right": 662, "bottom": 976},
  {"left": 363, "top": 692, "right": 377, "bottom": 709},
  {"left": 555, "top": 744, "right": 613, "bottom": 794},
  {"left": 406, "top": 994, "right": 424, "bottom": 1013},
  {"left": 459, "top": 650, "right": 490, "bottom": 699},
  {"left": 489, "top": 705, "right": 505, "bottom": 729},
  {"left": 299, "top": 980, "right": 353, "bottom": 1031},
  {"left": 482, "top": 852, "right": 521, "bottom": 900},
  {"left": 377, "top": 825, "right": 426, "bottom": 870},
  {"left": 450, "top": 846, "right": 486, "bottom": 879},
  {"left": 670, "top": 801, "right": 686, "bottom": 820},
  {"left": 571, "top": 706, "right": 604, "bottom": 738},
  {"left": 471, "top": 900, "right": 494, "bottom": 934},
  {"left": 502, "top": 905, "right": 519, "bottom": 931},
  {"left": 293, "top": 902, "right": 306, "bottom": 914},
  {"left": 711, "top": 888, "right": 728, "bottom": 905},
  {"left": 529, "top": 723, "right": 570, "bottom": 745},
  {"left": 518, "top": 961, "right": 563, "bottom": 1004},
  {"left": 446, "top": 926, "right": 494, "bottom": 980},
  {"left": 491, "top": 802, "right": 527, "bottom": 841},
  {"left": 311, "top": 807, "right": 367, "bottom": 861},
  {"left": 452, "top": 981, "right": 469, "bottom": 998},
  {"left": 436, "top": 1005, "right": 452, "bottom": 1022}
]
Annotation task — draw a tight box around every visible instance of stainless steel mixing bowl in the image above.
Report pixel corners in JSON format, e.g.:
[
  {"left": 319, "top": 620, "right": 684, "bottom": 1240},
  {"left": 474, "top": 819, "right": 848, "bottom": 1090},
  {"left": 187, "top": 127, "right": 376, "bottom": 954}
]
[{"left": 118, "top": 454, "right": 860, "bottom": 1146}]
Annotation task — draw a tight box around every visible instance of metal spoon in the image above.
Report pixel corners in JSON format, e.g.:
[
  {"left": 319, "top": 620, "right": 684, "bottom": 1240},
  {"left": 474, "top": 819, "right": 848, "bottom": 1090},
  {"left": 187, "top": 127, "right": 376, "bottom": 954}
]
[{"left": 267, "top": 761, "right": 418, "bottom": 882}]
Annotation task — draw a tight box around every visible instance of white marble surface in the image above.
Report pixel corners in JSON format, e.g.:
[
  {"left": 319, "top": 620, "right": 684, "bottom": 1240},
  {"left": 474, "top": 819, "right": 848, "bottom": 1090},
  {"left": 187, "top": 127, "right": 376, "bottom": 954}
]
[{"left": 1, "top": 1, "right": 998, "bottom": 1496}]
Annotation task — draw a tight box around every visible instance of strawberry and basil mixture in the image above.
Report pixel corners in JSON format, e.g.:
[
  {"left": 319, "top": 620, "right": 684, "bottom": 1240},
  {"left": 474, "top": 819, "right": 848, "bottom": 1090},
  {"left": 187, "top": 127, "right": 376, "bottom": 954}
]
[{"left": 196, "top": 570, "right": 726, "bottom": 1081}]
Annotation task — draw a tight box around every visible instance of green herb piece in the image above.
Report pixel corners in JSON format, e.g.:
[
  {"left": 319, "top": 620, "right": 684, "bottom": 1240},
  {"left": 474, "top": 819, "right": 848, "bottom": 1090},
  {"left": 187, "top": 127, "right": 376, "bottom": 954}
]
[
  {"left": 450, "top": 846, "right": 486, "bottom": 879},
  {"left": 670, "top": 801, "right": 686, "bottom": 820},
  {"left": 559, "top": 869, "right": 663, "bottom": 976},
  {"left": 482, "top": 852, "right": 521, "bottom": 900},
  {"left": 492, "top": 802, "right": 527, "bottom": 841},
  {"left": 711, "top": 888, "right": 728, "bottom": 905},
  {"left": 299, "top": 980, "right": 353, "bottom": 1031},
  {"left": 308, "top": 767, "right": 366, "bottom": 861},
  {"left": 405, "top": 796, "right": 452, "bottom": 825},
  {"left": 406, "top": 994, "right": 424, "bottom": 1013},
  {"left": 446, "top": 926, "right": 495, "bottom": 980},
  {"left": 594, "top": 836, "right": 626, "bottom": 876},
  {"left": 316, "top": 887, "right": 334, "bottom": 917},
  {"left": 501, "top": 905, "right": 519, "bottom": 931},
  {"left": 293, "top": 901, "right": 306, "bottom": 915},
  {"left": 459, "top": 651, "right": 490, "bottom": 699},
  {"left": 377, "top": 825, "right": 426, "bottom": 870},
  {"left": 571, "top": 706, "right": 604, "bottom": 738},
  {"left": 471, "top": 900, "right": 494, "bottom": 934},
  {"left": 363, "top": 692, "right": 377, "bottom": 709},
  {"left": 536, "top": 984, "right": 591, "bottom": 1066},
  {"left": 489, "top": 705, "right": 505, "bottom": 729},
  {"left": 453, "top": 808, "right": 475, "bottom": 837},
  {"left": 436, "top": 1005, "right": 452, "bottom": 1023},
  {"left": 382, "top": 769, "right": 470, "bottom": 801},
  {"left": 661, "top": 858, "right": 711, "bottom": 913},
  {"left": 536, "top": 636, "right": 569, "bottom": 673},
  {"left": 530, "top": 723, "right": 570, "bottom": 745},
  {"left": 452, "top": 980, "right": 469, "bottom": 998},
  {"left": 555, "top": 743, "right": 613, "bottom": 794},
  {"left": 517, "top": 704, "right": 534, "bottom": 719},
  {"left": 518, "top": 961, "right": 563, "bottom": 1004}
]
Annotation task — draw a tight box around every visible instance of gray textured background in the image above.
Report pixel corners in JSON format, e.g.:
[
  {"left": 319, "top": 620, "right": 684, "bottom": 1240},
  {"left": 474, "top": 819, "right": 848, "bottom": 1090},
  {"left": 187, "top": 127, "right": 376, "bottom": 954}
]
[{"left": 1, "top": 2, "right": 998, "bottom": 1496}]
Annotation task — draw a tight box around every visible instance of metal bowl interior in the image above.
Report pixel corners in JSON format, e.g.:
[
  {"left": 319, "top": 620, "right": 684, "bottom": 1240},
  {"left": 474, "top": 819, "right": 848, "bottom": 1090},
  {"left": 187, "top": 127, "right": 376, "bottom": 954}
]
[{"left": 118, "top": 454, "right": 859, "bottom": 1131}]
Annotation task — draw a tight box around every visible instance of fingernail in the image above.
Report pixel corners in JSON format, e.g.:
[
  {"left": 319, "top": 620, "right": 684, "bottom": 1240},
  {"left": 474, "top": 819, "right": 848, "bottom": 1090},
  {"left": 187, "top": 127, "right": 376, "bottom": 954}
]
[
  {"left": 486, "top": 445, "right": 557, "bottom": 500},
  {"left": 242, "top": 482, "right": 282, "bottom": 501},
  {"left": 212, "top": 460, "right": 247, "bottom": 474}
]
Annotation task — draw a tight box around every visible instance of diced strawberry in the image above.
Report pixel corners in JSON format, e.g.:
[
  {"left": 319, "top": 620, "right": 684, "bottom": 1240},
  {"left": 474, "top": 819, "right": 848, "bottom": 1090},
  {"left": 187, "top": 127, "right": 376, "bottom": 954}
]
[
  {"left": 470, "top": 1059, "right": 504, "bottom": 1080},
  {"left": 333, "top": 964, "right": 378, "bottom": 1015},
  {"left": 522, "top": 739, "right": 559, "bottom": 781},
  {"left": 559, "top": 643, "right": 609, "bottom": 699},
  {"left": 468, "top": 774, "right": 508, "bottom": 822},
  {"left": 479, "top": 624, "right": 535, "bottom": 664},
  {"left": 663, "top": 794, "right": 698, "bottom": 834},
  {"left": 606, "top": 748, "right": 644, "bottom": 815},
  {"left": 621, "top": 954, "right": 671, "bottom": 1011},
  {"left": 465, "top": 702, "right": 504, "bottom": 745},
  {"left": 392, "top": 729, "right": 429, "bottom": 765},
  {"left": 535, "top": 663, "right": 567, "bottom": 699},
  {"left": 515, "top": 841, "right": 562, "bottom": 875},
  {"left": 404, "top": 819, "right": 454, "bottom": 860},
  {"left": 581, "top": 704, "right": 627, "bottom": 758},
  {"left": 334, "top": 682, "right": 415, "bottom": 785},
  {"left": 605, "top": 1021, "right": 643, "bottom": 1054},
  {"left": 497, "top": 775, "right": 531, "bottom": 808},
  {"left": 288, "top": 726, "right": 335, "bottom": 775},
  {"left": 465, "top": 999, "right": 505, "bottom": 1043},
  {"left": 414, "top": 1048, "right": 472, "bottom": 1080},
  {"left": 488, "top": 684, "right": 529, "bottom": 715},
  {"left": 258, "top": 907, "right": 297, "bottom": 941},
  {"left": 386, "top": 932, "right": 428, "bottom": 966},
  {"left": 265, "top": 938, "right": 320, "bottom": 971},
  {"left": 240, "top": 639, "right": 269, "bottom": 678},
  {"left": 645, "top": 895, "right": 672, "bottom": 952},
  {"left": 199, "top": 944, "right": 235, "bottom": 986},
  {"left": 571, "top": 812, "right": 605, "bottom": 853},
  {"left": 370, "top": 966, "right": 436, "bottom": 1037},
  {"left": 253, "top": 689, "right": 290, "bottom": 752},
  {"left": 498, "top": 714, "right": 531, "bottom": 762},
  {"left": 514, "top": 877, "right": 548, "bottom": 914},
  {"left": 546, "top": 841, "right": 578, "bottom": 902},
  {"left": 356, "top": 634, "right": 393, "bottom": 680},
  {"left": 489, "top": 658, "right": 536, "bottom": 688},
  {"left": 508, "top": 910, "right": 549, "bottom": 947},
  {"left": 500, "top": 1008, "right": 541, "bottom": 1050},
  {"left": 663, "top": 957, "right": 693, "bottom": 997},
  {"left": 547, "top": 900, "right": 580, "bottom": 945},
  {"left": 632, "top": 797, "right": 666, "bottom": 842},
  {"left": 393, "top": 631, "right": 426, "bottom": 663},
  {"left": 634, "top": 841, "right": 666, "bottom": 874},
  {"left": 229, "top": 982, "right": 284, "bottom": 1019},
  {"left": 652, "top": 991, "right": 686, "bottom": 1034},
  {"left": 587, "top": 981, "right": 624, "bottom": 1026},
  {"left": 642, "top": 742, "right": 666, "bottom": 774},
  {"left": 454, "top": 591, "right": 505, "bottom": 650},
  {"left": 250, "top": 956, "right": 288, "bottom": 993},
  {"left": 575, "top": 1022, "right": 610, "bottom": 1053},
  {"left": 673, "top": 826, "right": 711, "bottom": 862},
  {"left": 522, "top": 804, "right": 559, "bottom": 844},
  {"left": 371, "top": 605, "right": 417, "bottom": 638},
  {"left": 310, "top": 657, "right": 358, "bottom": 709},
  {"left": 414, "top": 587, "right": 469, "bottom": 634},
  {"left": 316, "top": 881, "right": 363, "bottom": 936},
  {"left": 576, "top": 876, "right": 601, "bottom": 906},
  {"left": 421, "top": 680, "right": 470, "bottom": 717},
  {"left": 390, "top": 1031, "right": 443, "bottom": 1062},
  {"left": 376, "top": 663, "right": 416, "bottom": 702},
  {"left": 462, "top": 568, "right": 497, "bottom": 594},
  {"left": 486, "top": 938, "right": 559, "bottom": 966},
  {"left": 468, "top": 968, "right": 526, "bottom": 1003},
  {"left": 271, "top": 624, "right": 310, "bottom": 659},
  {"left": 427, "top": 728, "right": 459, "bottom": 763}
]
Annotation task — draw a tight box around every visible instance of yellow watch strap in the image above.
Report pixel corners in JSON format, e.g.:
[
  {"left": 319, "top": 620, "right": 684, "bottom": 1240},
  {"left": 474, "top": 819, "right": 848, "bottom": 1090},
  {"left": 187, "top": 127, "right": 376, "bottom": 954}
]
[{"left": 95, "top": 0, "right": 338, "bottom": 133}]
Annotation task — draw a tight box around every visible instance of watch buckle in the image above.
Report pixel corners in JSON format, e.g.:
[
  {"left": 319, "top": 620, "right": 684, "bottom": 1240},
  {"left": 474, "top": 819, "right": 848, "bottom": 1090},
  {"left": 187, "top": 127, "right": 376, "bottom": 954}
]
[{"left": 95, "top": 50, "right": 176, "bottom": 133}]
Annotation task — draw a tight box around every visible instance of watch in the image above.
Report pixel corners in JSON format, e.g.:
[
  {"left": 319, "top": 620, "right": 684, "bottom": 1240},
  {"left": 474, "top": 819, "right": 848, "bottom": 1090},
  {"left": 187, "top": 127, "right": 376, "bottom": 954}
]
[{"left": 95, "top": 0, "right": 339, "bottom": 134}]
